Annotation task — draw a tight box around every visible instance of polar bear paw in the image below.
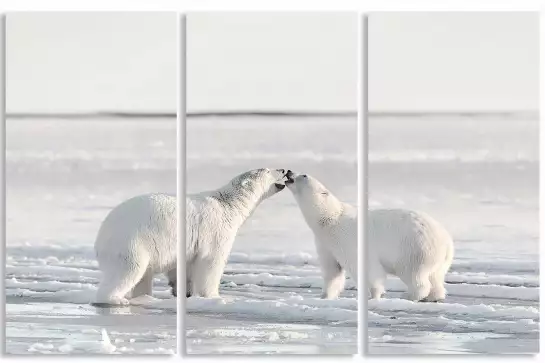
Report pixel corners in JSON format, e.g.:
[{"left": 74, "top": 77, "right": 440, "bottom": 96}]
[
  {"left": 369, "top": 287, "right": 385, "bottom": 300},
  {"left": 320, "top": 292, "right": 339, "bottom": 300},
  {"left": 94, "top": 296, "right": 130, "bottom": 307}
]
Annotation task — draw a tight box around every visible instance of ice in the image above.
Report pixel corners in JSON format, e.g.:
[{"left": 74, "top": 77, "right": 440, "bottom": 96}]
[
  {"left": 186, "top": 296, "right": 357, "bottom": 324},
  {"left": 20, "top": 328, "right": 174, "bottom": 355},
  {"left": 228, "top": 252, "right": 318, "bottom": 266},
  {"left": 186, "top": 116, "right": 358, "bottom": 354},
  {"left": 368, "top": 299, "right": 539, "bottom": 320},
  {"left": 445, "top": 271, "right": 539, "bottom": 287},
  {"left": 52, "top": 329, "right": 118, "bottom": 354},
  {"left": 380, "top": 278, "right": 538, "bottom": 301},
  {"left": 368, "top": 115, "right": 539, "bottom": 354},
  {"left": 221, "top": 271, "right": 356, "bottom": 290},
  {"left": 5, "top": 117, "right": 177, "bottom": 355}
]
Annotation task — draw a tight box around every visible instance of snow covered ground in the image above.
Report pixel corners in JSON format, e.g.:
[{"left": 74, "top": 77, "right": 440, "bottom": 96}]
[
  {"left": 5, "top": 117, "right": 177, "bottom": 354},
  {"left": 186, "top": 115, "right": 358, "bottom": 354},
  {"left": 368, "top": 114, "right": 539, "bottom": 354},
  {"left": 6, "top": 114, "right": 537, "bottom": 355}
]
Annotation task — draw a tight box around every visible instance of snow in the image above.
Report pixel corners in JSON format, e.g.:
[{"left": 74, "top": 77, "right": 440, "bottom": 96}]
[
  {"left": 6, "top": 114, "right": 539, "bottom": 355},
  {"left": 5, "top": 117, "right": 177, "bottom": 355},
  {"left": 368, "top": 115, "right": 539, "bottom": 354},
  {"left": 185, "top": 116, "right": 358, "bottom": 354}
]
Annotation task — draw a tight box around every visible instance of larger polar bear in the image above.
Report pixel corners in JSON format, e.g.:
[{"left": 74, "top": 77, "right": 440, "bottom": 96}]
[
  {"left": 368, "top": 209, "right": 454, "bottom": 302},
  {"left": 186, "top": 168, "right": 287, "bottom": 298},
  {"left": 95, "top": 193, "right": 176, "bottom": 305},
  {"left": 285, "top": 170, "right": 358, "bottom": 299}
]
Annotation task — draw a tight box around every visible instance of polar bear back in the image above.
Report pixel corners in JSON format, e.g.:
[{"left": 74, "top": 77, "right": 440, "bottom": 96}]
[
  {"left": 95, "top": 193, "right": 177, "bottom": 273},
  {"left": 368, "top": 209, "right": 453, "bottom": 275}
]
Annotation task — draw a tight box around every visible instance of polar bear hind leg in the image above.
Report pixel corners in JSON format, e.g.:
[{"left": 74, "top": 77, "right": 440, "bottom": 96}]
[
  {"left": 185, "top": 275, "right": 192, "bottom": 298},
  {"left": 166, "top": 268, "right": 177, "bottom": 297},
  {"left": 368, "top": 262, "right": 387, "bottom": 299},
  {"left": 425, "top": 256, "right": 452, "bottom": 302},
  {"left": 96, "top": 254, "right": 150, "bottom": 305},
  {"left": 425, "top": 242, "right": 453, "bottom": 302},
  {"left": 185, "top": 260, "right": 193, "bottom": 297},
  {"left": 400, "top": 269, "right": 432, "bottom": 302},
  {"left": 424, "top": 269, "right": 446, "bottom": 302},
  {"left": 127, "top": 268, "right": 154, "bottom": 298}
]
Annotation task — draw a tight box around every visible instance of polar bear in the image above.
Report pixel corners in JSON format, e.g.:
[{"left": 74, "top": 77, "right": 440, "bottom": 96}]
[
  {"left": 285, "top": 170, "right": 357, "bottom": 299},
  {"left": 186, "top": 168, "right": 287, "bottom": 298},
  {"left": 368, "top": 209, "right": 454, "bottom": 302},
  {"left": 94, "top": 193, "right": 177, "bottom": 305}
]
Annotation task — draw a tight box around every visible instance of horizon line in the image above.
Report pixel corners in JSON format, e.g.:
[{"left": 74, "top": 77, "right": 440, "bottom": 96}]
[{"left": 4, "top": 109, "right": 538, "bottom": 119}]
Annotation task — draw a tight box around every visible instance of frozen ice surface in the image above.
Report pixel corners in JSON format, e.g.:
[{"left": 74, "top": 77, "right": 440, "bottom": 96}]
[
  {"left": 185, "top": 116, "right": 358, "bottom": 354},
  {"left": 368, "top": 115, "right": 539, "bottom": 354},
  {"left": 8, "top": 115, "right": 537, "bottom": 354},
  {"left": 5, "top": 117, "right": 177, "bottom": 355}
]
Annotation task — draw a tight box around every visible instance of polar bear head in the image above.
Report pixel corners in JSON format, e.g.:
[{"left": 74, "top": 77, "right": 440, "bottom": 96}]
[
  {"left": 217, "top": 168, "right": 287, "bottom": 210},
  {"left": 234, "top": 167, "right": 287, "bottom": 198},
  {"left": 285, "top": 170, "right": 342, "bottom": 226}
]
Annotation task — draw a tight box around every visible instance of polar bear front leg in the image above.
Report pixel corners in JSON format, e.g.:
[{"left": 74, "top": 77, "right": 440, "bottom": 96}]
[
  {"left": 191, "top": 255, "right": 227, "bottom": 298},
  {"left": 316, "top": 243, "right": 345, "bottom": 299}
]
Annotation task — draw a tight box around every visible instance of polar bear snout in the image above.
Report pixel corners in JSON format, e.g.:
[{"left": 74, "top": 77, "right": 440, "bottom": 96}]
[
  {"left": 285, "top": 170, "right": 296, "bottom": 185},
  {"left": 271, "top": 168, "right": 288, "bottom": 191},
  {"left": 285, "top": 170, "right": 310, "bottom": 190}
]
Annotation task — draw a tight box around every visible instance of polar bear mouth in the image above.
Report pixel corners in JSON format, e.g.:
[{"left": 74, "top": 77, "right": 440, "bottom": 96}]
[
  {"left": 285, "top": 170, "right": 295, "bottom": 185},
  {"left": 275, "top": 183, "right": 286, "bottom": 190}
]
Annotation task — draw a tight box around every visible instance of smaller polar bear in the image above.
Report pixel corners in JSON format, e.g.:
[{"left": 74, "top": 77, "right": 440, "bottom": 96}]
[
  {"left": 186, "top": 168, "right": 287, "bottom": 298},
  {"left": 285, "top": 170, "right": 357, "bottom": 299},
  {"left": 368, "top": 209, "right": 454, "bottom": 302},
  {"left": 94, "top": 194, "right": 176, "bottom": 305}
]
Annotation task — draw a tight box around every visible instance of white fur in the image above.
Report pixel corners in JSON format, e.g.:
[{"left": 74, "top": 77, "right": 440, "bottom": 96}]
[
  {"left": 368, "top": 209, "right": 454, "bottom": 301},
  {"left": 186, "top": 168, "right": 286, "bottom": 298},
  {"left": 286, "top": 173, "right": 357, "bottom": 299},
  {"left": 94, "top": 193, "right": 176, "bottom": 305}
]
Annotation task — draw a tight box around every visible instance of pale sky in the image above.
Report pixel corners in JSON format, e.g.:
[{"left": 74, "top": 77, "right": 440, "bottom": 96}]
[
  {"left": 7, "top": 13, "right": 536, "bottom": 113},
  {"left": 187, "top": 12, "right": 358, "bottom": 112},
  {"left": 6, "top": 12, "right": 177, "bottom": 113},
  {"left": 369, "top": 12, "right": 539, "bottom": 112}
]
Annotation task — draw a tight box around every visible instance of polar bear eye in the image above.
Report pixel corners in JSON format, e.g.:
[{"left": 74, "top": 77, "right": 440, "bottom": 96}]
[{"left": 302, "top": 175, "right": 308, "bottom": 178}]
